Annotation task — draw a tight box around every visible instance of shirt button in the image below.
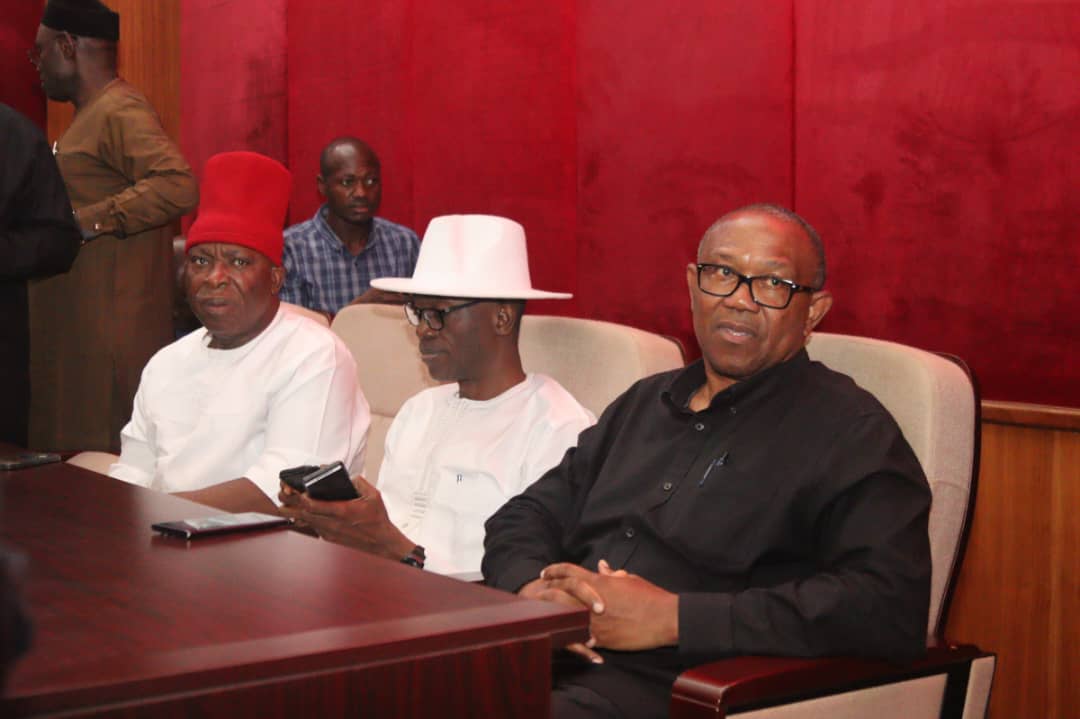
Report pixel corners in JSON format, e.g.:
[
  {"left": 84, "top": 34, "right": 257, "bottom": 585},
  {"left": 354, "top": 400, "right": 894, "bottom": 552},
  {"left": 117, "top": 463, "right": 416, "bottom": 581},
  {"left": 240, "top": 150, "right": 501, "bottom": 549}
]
[
  {"left": 662, "top": 481, "right": 673, "bottom": 491},
  {"left": 694, "top": 422, "right": 705, "bottom": 431},
  {"left": 624, "top": 527, "right": 635, "bottom": 539},
  {"left": 729, "top": 406, "right": 737, "bottom": 415}
]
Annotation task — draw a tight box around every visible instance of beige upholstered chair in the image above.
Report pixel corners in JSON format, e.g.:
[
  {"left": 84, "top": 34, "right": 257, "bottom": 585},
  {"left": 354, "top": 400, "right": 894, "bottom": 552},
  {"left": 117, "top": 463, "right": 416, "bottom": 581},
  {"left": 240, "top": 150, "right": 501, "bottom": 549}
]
[
  {"left": 330, "top": 304, "right": 684, "bottom": 482},
  {"left": 281, "top": 301, "right": 330, "bottom": 327},
  {"left": 66, "top": 451, "right": 120, "bottom": 475},
  {"left": 671, "top": 332, "right": 995, "bottom": 719}
]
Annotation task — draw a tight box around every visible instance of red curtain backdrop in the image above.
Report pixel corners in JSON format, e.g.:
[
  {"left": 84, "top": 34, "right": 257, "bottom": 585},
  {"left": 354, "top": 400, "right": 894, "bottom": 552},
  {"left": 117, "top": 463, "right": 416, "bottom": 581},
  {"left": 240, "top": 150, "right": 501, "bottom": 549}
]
[
  {"left": 179, "top": 0, "right": 288, "bottom": 230},
  {"left": 793, "top": 1, "right": 1080, "bottom": 407},
  {"left": 0, "top": 0, "right": 47, "bottom": 127},
  {"left": 179, "top": 0, "right": 1080, "bottom": 406}
]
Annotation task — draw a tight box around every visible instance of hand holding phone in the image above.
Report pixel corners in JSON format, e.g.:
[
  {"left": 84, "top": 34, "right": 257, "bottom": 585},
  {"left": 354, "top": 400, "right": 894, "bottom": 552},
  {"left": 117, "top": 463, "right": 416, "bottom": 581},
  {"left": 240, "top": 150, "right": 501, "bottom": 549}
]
[{"left": 279, "top": 461, "right": 359, "bottom": 501}]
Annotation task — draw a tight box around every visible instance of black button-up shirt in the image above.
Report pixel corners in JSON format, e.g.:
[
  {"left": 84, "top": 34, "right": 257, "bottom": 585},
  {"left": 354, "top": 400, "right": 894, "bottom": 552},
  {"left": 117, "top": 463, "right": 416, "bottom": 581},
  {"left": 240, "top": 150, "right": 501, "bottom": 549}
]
[{"left": 483, "top": 350, "right": 931, "bottom": 716}]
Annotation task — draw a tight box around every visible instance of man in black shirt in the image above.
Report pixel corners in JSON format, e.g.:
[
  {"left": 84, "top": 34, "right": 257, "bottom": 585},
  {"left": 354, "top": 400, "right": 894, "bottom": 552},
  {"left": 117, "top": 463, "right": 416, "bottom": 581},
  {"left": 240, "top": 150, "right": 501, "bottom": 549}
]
[
  {"left": 0, "top": 103, "right": 81, "bottom": 446},
  {"left": 482, "top": 204, "right": 931, "bottom": 719}
]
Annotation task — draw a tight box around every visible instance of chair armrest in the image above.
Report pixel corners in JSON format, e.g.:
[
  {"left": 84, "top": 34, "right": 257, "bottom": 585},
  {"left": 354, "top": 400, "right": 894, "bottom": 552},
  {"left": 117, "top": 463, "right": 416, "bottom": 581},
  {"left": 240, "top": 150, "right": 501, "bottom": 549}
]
[{"left": 671, "top": 644, "right": 990, "bottom": 718}]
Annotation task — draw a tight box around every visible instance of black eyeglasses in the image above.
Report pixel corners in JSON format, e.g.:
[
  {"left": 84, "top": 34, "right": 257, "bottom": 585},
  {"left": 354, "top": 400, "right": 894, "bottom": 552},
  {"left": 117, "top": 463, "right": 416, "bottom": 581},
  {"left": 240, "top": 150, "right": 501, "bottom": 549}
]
[
  {"left": 404, "top": 300, "right": 487, "bottom": 330},
  {"left": 696, "top": 263, "right": 818, "bottom": 309}
]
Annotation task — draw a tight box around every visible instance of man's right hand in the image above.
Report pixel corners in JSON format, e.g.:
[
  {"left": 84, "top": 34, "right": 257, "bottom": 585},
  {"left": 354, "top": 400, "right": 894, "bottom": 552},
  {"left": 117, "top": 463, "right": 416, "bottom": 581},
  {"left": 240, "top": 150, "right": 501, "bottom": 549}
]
[
  {"left": 278, "top": 475, "right": 415, "bottom": 561},
  {"left": 518, "top": 574, "right": 606, "bottom": 664}
]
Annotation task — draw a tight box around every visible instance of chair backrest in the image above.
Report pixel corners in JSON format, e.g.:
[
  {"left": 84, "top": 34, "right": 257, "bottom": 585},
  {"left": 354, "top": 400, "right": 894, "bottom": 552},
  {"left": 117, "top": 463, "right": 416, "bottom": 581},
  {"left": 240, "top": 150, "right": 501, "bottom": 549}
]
[
  {"left": 805, "top": 332, "right": 978, "bottom": 641},
  {"left": 281, "top": 301, "right": 330, "bottom": 327},
  {"left": 519, "top": 315, "right": 685, "bottom": 418},
  {"left": 330, "top": 304, "right": 684, "bottom": 482}
]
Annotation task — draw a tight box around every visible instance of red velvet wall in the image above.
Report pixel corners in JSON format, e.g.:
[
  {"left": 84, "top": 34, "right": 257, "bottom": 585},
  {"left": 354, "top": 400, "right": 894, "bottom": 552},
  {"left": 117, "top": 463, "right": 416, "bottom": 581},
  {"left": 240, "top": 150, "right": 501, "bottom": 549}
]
[
  {"left": 178, "top": 1, "right": 1080, "bottom": 406},
  {"left": 793, "top": 1, "right": 1080, "bottom": 407},
  {"left": 179, "top": 0, "right": 288, "bottom": 229},
  {"left": 0, "top": 0, "right": 47, "bottom": 127}
]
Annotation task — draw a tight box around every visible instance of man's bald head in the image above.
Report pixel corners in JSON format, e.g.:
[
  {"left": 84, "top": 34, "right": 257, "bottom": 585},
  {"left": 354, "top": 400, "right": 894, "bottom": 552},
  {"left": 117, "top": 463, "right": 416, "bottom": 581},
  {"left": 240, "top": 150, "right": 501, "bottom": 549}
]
[
  {"left": 700, "top": 203, "right": 826, "bottom": 289},
  {"left": 319, "top": 137, "right": 379, "bottom": 177}
]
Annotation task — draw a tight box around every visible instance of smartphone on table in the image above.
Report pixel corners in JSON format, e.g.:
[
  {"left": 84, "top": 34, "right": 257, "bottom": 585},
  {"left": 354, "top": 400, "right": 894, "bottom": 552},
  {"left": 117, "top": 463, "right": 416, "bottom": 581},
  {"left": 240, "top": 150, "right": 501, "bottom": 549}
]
[
  {"left": 0, "top": 452, "right": 62, "bottom": 471},
  {"left": 152, "top": 512, "right": 290, "bottom": 539}
]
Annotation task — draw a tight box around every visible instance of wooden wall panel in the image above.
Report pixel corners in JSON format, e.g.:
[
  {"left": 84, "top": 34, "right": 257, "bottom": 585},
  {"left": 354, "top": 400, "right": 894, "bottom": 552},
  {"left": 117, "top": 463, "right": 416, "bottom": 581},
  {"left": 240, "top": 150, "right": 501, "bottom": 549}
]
[
  {"left": 947, "top": 402, "right": 1079, "bottom": 719},
  {"left": 45, "top": 0, "right": 181, "bottom": 143}
]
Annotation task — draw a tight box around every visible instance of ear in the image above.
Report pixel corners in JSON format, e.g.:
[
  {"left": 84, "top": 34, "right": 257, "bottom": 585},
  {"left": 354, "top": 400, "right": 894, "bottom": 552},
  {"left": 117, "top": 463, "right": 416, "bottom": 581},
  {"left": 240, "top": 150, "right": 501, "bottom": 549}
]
[
  {"left": 686, "top": 262, "right": 699, "bottom": 310},
  {"left": 270, "top": 265, "right": 286, "bottom": 295},
  {"left": 316, "top": 175, "right": 327, "bottom": 198},
  {"left": 803, "top": 290, "right": 833, "bottom": 337},
  {"left": 493, "top": 302, "right": 518, "bottom": 337},
  {"left": 59, "top": 33, "right": 78, "bottom": 61}
]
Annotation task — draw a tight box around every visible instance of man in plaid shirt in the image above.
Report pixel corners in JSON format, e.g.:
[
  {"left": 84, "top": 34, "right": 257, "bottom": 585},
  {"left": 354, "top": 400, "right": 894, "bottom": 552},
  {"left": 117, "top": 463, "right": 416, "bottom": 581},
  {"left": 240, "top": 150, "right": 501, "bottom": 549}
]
[{"left": 281, "top": 137, "right": 419, "bottom": 317}]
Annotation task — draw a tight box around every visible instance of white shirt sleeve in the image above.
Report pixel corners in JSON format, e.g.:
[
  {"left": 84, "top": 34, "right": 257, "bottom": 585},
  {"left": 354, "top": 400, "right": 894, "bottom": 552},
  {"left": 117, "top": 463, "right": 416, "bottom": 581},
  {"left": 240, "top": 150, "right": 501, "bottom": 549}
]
[
  {"left": 242, "top": 339, "right": 370, "bottom": 502},
  {"left": 108, "top": 371, "right": 156, "bottom": 487}
]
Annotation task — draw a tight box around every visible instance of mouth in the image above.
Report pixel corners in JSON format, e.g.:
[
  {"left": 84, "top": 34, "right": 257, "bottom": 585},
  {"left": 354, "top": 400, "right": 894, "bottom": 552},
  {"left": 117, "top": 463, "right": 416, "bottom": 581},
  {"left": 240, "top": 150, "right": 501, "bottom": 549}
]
[
  {"left": 195, "top": 295, "right": 234, "bottom": 312},
  {"left": 714, "top": 321, "right": 756, "bottom": 344},
  {"left": 418, "top": 344, "right": 443, "bottom": 361}
]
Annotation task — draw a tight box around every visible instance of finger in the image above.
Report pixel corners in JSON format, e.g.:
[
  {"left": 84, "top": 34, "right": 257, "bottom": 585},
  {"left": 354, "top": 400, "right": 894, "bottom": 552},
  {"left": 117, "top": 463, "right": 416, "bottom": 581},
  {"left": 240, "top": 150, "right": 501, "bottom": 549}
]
[
  {"left": 277, "top": 505, "right": 303, "bottom": 519},
  {"left": 541, "top": 562, "right": 594, "bottom": 581},
  {"left": 565, "top": 643, "right": 604, "bottom": 664},
  {"left": 534, "top": 586, "right": 593, "bottom": 610},
  {"left": 302, "top": 495, "right": 354, "bottom": 518},
  {"left": 351, "top": 474, "right": 376, "bottom": 494},
  {"left": 544, "top": 577, "right": 605, "bottom": 614},
  {"left": 598, "top": 559, "right": 629, "bottom": 578}
]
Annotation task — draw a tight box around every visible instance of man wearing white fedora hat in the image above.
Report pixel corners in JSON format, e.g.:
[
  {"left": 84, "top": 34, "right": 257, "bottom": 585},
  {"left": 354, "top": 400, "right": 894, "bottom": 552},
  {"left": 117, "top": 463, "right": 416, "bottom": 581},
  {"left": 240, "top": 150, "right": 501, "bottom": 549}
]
[{"left": 281, "top": 214, "right": 594, "bottom": 575}]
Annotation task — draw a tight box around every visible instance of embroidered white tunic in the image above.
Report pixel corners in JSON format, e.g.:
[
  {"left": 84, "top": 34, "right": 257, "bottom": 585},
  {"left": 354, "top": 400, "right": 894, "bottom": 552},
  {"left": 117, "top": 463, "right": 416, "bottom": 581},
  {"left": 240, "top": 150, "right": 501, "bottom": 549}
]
[{"left": 378, "top": 374, "right": 594, "bottom": 575}]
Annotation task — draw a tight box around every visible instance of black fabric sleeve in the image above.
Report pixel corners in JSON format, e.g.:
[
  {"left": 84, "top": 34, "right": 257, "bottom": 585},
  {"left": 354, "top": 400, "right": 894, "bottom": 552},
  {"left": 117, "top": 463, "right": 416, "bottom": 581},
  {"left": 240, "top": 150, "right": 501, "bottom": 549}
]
[
  {"left": 481, "top": 390, "right": 630, "bottom": 594},
  {"left": 0, "top": 105, "right": 81, "bottom": 280}
]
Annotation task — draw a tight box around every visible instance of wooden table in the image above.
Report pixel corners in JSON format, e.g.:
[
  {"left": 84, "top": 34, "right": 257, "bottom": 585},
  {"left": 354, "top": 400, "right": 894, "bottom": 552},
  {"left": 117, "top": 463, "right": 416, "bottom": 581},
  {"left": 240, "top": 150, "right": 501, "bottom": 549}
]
[{"left": 0, "top": 461, "right": 587, "bottom": 717}]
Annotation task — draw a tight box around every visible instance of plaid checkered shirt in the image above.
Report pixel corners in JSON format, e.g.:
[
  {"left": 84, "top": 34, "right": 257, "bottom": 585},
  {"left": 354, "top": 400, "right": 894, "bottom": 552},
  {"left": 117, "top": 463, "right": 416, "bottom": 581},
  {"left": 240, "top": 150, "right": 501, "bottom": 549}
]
[{"left": 280, "top": 206, "right": 420, "bottom": 315}]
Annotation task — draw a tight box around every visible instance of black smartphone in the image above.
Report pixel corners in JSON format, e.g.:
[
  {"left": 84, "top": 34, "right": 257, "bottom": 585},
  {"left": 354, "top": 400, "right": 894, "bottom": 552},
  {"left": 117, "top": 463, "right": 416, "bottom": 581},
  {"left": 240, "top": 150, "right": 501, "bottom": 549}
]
[
  {"left": 279, "top": 464, "right": 320, "bottom": 491},
  {"left": 152, "top": 512, "right": 290, "bottom": 539},
  {"left": 280, "top": 461, "right": 359, "bottom": 502},
  {"left": 0, "top": 452, "right": 62, "bottom": 471}
]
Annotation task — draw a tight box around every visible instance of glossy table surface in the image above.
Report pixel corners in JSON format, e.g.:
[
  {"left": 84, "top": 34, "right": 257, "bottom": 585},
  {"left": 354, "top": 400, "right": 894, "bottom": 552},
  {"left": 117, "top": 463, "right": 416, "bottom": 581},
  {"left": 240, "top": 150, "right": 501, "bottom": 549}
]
[{"left": 0, "top": 460, "right": 586, "bottom": 715}]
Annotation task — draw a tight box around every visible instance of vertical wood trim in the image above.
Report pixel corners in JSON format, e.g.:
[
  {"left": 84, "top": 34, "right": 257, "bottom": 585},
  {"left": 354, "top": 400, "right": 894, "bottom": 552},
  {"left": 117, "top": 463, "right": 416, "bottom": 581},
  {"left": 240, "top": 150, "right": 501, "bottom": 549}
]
[{"left": 947, "top": 405, "right": 1079, "bottom": 719}]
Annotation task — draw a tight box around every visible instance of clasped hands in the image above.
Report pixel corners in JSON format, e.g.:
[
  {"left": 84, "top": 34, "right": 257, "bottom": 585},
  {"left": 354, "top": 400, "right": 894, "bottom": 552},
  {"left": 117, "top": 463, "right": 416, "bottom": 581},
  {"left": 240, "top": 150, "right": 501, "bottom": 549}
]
[
  {"left": 520, "top": 560, "right": 679, "bottom": 664},
  {"left": 278, "top": 474, "right": 413, "bottom": 561}
]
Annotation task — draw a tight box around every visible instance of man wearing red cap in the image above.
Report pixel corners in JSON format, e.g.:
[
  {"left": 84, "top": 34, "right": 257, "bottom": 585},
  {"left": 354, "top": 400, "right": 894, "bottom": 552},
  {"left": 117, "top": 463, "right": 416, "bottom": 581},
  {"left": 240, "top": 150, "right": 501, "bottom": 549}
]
[
  {"left": 108, "top": 152, "right": 370, "bottom": 513},
  {"left": 27, "top": 0, "right": 198, "bottom": 453}
]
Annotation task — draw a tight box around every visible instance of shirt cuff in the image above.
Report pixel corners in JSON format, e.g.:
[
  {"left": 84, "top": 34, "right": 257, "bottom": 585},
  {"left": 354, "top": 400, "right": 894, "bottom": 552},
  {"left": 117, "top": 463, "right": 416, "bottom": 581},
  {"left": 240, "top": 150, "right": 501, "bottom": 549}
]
[
  {"left": 678, "top": 591, "right": 736, "bottom": 658},
  {"left": 492, "top": 559, "right": 548, "bottom": 594},
  {"left": 75, "top": 200, "right": 118, "bottom": 238}
]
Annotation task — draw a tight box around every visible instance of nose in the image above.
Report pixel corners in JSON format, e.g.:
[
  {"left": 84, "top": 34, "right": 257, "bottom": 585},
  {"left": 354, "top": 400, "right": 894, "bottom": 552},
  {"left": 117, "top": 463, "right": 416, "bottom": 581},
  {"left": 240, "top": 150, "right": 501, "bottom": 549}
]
[
  {"left": 415, "top": 319, "right": 438, "bottom": 338},
  {"left": 206, "top": 259, "right": 229, "bottom": 285},
  {"left": 721, "top": 277, "right": 759, "bottom": 312}
]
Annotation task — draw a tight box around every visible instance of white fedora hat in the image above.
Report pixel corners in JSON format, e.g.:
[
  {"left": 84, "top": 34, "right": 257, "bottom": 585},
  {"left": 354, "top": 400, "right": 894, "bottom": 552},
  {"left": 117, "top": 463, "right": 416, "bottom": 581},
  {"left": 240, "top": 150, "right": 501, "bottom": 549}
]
[{"left": 371, "top": 214, "right": 571, "bottom": 300}]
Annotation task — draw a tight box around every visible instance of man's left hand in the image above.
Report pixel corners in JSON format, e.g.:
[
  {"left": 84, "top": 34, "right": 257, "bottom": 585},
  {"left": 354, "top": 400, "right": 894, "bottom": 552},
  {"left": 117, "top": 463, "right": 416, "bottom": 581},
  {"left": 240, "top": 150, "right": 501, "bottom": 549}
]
[{"left": 540, "top": 560, "right": 679, "bottom": 651}]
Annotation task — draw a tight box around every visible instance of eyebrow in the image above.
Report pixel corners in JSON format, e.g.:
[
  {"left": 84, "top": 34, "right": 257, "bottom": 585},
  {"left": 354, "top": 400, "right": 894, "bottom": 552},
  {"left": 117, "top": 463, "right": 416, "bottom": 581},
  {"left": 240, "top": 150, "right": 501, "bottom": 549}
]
[{"left": 703, "top": 252, "right": 793, "bottom": 272}]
